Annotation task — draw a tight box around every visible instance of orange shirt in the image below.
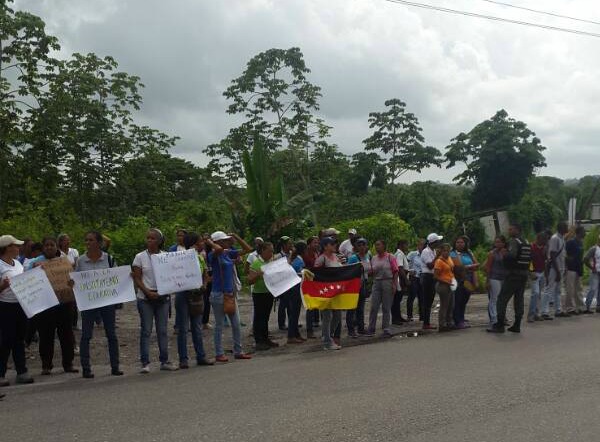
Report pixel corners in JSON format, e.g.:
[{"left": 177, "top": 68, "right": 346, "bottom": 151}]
[{"left": 434, "top": 256, "right": 455, "bottom": 284}]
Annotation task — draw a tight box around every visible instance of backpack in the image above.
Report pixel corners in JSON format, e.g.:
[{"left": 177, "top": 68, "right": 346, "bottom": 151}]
[{"left": 515, "top": 238, "right": 532, "bottom": 270}]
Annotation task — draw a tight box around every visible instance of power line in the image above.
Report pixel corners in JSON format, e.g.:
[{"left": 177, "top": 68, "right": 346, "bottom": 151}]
[
  {"left": 477, "top": 0, "right": 600, "bottom": 27},
  {"left": 382, "top": 0, "right": 600, "bottom": 38}
]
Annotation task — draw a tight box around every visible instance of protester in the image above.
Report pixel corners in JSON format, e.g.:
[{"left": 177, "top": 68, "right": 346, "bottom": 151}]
[
  {"left": 276, "top": 236, "right": 294, "bottom": 331},
  {"left": 315, "top": 236, "right": 343, "bottom": 350},
  {"left": 57, "top": 233, "right": 79, "bottom": 266},
  {"left": 564, "top": 226, "right": 586, "bottom": 315},
  {"left": 487, "top": 223, "right": 531, "bottom": 334},
  {"left": 420, "top": 233, "right": 444, "bottom": 330},
  {"left": 484, "top": 236, "right": 507, "bottom": 327},
  {"left": 339, "top": 229, "right": 357, "bottom": 259},
  {"left": 450, "top": 236, "right": 479, "bottom": 329},
  {"left": 17, "top": 238, "right": 32, "bottom": 265},
  {"left": 76, "top": 231, "right": 123, "bottom": 378},
  {"left": 22, "top": 242, "right": 42, "bottom": 270},
  {"left": 433, "top": 243, "right": 455, "bottom": 332},
  {"left": 347, "top": 238, "right": 371, "bottom": 337},
  {"left": 167, "top": 229, "right": 187, "bottom": 252},
  {"left": 0, "top": 235, "right": 34, "bottom": 386},
  {"left": 248, "top": 242, "right": 279, "bottom": 351},
  {"left": 27, "top": 237, "right": 78, "bottom": 375},
  {"left": 406, "top": 239, "right": 425, "bottom": 322},
  {"left": 528, "top": 232, "right": 548, "bottom": 322},
  {"left": 584, "top": 235, "right": 600, "bottom": 313},
  {"left": 244, "top": 237, "right": 264, "bottom": 275},
  {"left": 542, "top": 222, "right": 569, "bottom": 319},
  {"left": 366, "top": 240, "right": 399, "bottom": 338},
  {"left": 392, "top": 240, "right": 409, "bottom": 325},
  {"left": 286, "top": 241, "right": 306, "bottom": 344},
  {"left": 132, "top": 228, "right": 178, "bottom": 373},
  {"left": 201, "top": 236, "right": 213, "bottom": 329},
  {"left": 206, "top": 231, "right": 253, "bottom": 362},
  {"left": 303, "top": 236, "right": 320, "bottom": 337}
]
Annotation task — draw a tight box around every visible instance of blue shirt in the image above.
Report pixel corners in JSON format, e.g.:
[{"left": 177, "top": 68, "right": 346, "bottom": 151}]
[
  {"left": 348, "top": 252, "right": 371, "bottom": 280},
  {"left": 450, "top": 250, "right": 475, "bottom": 267},
  {"left": 25, "top": 254, "right": 50, "bottom": 270},
  {"left": 407, "top": 250, "right": 423, "bottom": 277},
  {"left": 291, "top": 256, "right": 304, "bottom": 274},
  {"left": 208, "top": 249, "right": 239, "bottom": 293}
]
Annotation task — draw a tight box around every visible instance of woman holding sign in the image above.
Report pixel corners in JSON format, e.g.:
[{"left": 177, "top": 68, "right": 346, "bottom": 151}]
[
  {"left": 132, "top": 229, "right": 178, "bottom": 373},
  {"left": 206, "top": 231, "right": 253, "bottom": 363},
  {"left": 76, "top": 231, "right": 123, "bottom": 378},
  {"left": 0, "top": 235, "right": 34, "bottom": 386},
  {"left": 26, "top": 237, "right": 78, "bottom": 375}
]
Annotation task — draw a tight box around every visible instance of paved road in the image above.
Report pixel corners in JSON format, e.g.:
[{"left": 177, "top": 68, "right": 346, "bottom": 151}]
[{"left": 2, "top": 315, "right": 600, "bottom": 442}]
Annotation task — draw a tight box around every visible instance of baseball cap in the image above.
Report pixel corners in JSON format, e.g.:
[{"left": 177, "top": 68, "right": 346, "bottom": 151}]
[
  {"left": 323, "top": 228, "right": 340, "bottom": 236},
  {"left": 320, "top": 236, "right": 337, "bottom": 247},
  {"left": 211, "top": 231, "right": 232, "bottom": 242},
  {"left": 348, "top": 228, "right": 357, "bottom": 235},
  {"left": 355, "top": 237, "right": 368, "bottom": 245},
  {"left": 280, "top": 236, "right": 291, "bottom": 242},
  {"left": 0, "top": 235, "right": 25, "bottom": 248},
  {"left": 427, "top": 233, "right": 444, "bottom": 243}
]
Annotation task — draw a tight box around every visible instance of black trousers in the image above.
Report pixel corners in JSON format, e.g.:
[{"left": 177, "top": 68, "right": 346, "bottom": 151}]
[
  {"left": 35, "top": 303, "right": 75, "bottom": 370},
  {"left": 278, "top": 293, "right": 289, "bottom": 329},
  {"left": 346, "top": 283, "right": 367, "bottom": 333},
  {"left": 202, "top": 282, "right": 212, "bottom": 325},
  {"left": 407, "top": 276, "right": 423, "bottom": 319},
  {"left": 496, "top": 274, "right": 527, "bottom": 328},
  {"left": 420, "top": 274, "right": 436, "bottom": 326},
  {"left": 285, "top": 285, "right": 303, "bottom": 339},
  {"left": 253, "top": 293, "right": 274, "bottom": 344},
  {"left": 391, "top": 288, "right": 408, "bottom": 322},
  {"left": 0, "top": 302, "right": 28, "bottom": 377}
]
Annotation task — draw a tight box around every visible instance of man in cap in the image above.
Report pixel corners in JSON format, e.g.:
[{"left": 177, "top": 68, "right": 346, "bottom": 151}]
[
  {"left": 420, "top": 233, "right": 444, "bottom": 330},
  {"left": 339, "top": 229, "right": 357, "bottom": 259}
]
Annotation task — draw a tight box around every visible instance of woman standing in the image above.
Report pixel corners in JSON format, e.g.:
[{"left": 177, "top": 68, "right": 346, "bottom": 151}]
[
  {"left": 484, "top": 236, "right": 507, "bottom": 327},
  {"left": 0, "top": 235, "right": 34, "bottom": 386},
  {"left": 366, "top": 240, "right": 399, "bottom": 338},
  {"left": 434, "top": 244, "right": 455, "bottom": 332},
  {"left": 76, "top": 231, "right": 122, "bottom": 378},
  {"left": 168, "top": 229, "right": 187, "bottom": 252},
  {"left": 206, "top": 231, "right": 253, "bottom": 363},
  {"left": 303, "top": 236, "right": 320, "bottom": 338},
  {"left": 277, "top": 236, "right": 294, "bottom": 331},
  {"left": 420, "top": 234, "right": 444, "bottom": 330},
  {"left": 174, "top": 232, "right": 214, "bottom": 368},
  {"left": 26, "top": 237, "right": 77, "bottom": 375},
  {"left": 57, "top": 233, "right": 80, "bottom": 266},
  {"left": 315, "top": 237, "right": 343, "bottom": 350},
  {"left": 286, "top": 241, "right": 306, "bottom": 344},
  {"left": 247, "top": 242, "right": 278, "bottom": 351},
  {"left": 132, "top": 228, "right": 178, "bottom": 373},
  {"left": 450, "top": 236, "right": 479, "bottom": 329}
]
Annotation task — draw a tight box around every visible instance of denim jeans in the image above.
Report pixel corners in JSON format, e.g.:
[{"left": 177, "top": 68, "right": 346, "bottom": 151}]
[
  {"left": 488, "top": 279, "right": 503, "bottom": 326},
  {"left": 175, "top": 292, "right": 207, "bottom": 363},
  {"left": 80, "top": 305, "right": 119, "bottom": 372},
  {"left": 321, "top": 309, "right": 341, "bottom": 346},
  {"left": 0, "top": 302, "right": 28, "bottom": 377},
  {"left": 528, "top": 272, "right": 545, "bottom": 318},
  {"left": 210, "top": 291, "right": 243, "bottom": 357},
  {"left": 137, "top": 298, "right": 170, "bottom": 365},
  {"left": 286, "top": 284, "right": 303, "bottom": 339},
  {"left": 542, "top": 268, "right": 563, "bottom": 315},
  {"left": 585, "top": 273, "right": 600, "bottom": 309}
]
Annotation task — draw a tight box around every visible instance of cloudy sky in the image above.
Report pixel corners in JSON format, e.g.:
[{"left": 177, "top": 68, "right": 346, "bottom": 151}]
[{"left": 17, "top": 0, "right": 600, "bottom": 182}]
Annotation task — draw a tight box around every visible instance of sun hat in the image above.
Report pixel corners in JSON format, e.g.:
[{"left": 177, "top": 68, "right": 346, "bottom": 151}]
[{"left": 0, "top": 235, "right": 24, "bottom": 248}]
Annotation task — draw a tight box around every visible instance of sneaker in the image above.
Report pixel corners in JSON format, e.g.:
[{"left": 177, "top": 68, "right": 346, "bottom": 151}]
[
  {"left": 324, "top": 343, "right": 342, "bottom": 351},
  {"left": 0, "top": 377, "right": 9, "bottom": 387},
  {"left": 160, "top": 362, "right": 179, "bottom": 371},
  {"left": 215, "top": 355, "right": 229, "bottom": 363},
  {"left": 140, "top": 364, "right": 151, "bottom": 374}
]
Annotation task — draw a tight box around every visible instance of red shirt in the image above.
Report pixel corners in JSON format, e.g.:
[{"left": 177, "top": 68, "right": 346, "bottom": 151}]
[
  {"left": 303, "top": 251, "right": 319, "bottom": 270},
  {"left": 531, "top": 242, "right": 546, "bottom": 273}
]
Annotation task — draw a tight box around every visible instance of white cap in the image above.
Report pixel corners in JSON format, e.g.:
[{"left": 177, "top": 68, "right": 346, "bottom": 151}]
[
  {"left": 0, "top": 235, "right": 24, "bottom": 248},
  {"left": 323, "top": 228, "right": 340, "bottom": 236},
  {"left": 211, "top": 231, "right": 232, "bottom": 242},
  {"left": 348, "top": 228, "right": 357, "bottom": 235},
  {"left": 427, "top": 233, "right": 444, "bottom": 243}
]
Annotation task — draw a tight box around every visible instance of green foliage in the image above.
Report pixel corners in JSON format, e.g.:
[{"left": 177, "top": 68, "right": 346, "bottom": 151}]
[
  {"left": 446, "top": 110, "right": 546, "bottom": 210},
  {"left": 335, "top": 214, "right": 415, "bottom": 250},
  {"left": 584, "top": 226, "right": 600, "bottom": 251},
  {"left": 363, "top": 99, "right": 441, "bottom": 183}
]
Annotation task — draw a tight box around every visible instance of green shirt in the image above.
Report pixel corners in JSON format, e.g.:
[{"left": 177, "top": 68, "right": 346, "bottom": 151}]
[{"left": 251, "top": 257, "right": 270, "bottom": 294}]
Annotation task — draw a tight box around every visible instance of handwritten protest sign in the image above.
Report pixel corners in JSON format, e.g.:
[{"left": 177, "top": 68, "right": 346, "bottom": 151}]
[
  {"left": 151, "top": 249, "right": 203, "bottom": 295},
  {"left": 10, "top": 267, "right": 59, "bottom": 318},
  {"left": 43, "top": 257, "right": 75, "bottom": 303},
  {"left": 261, "top": 258, "right": 301, "bottom": 298},
  {"left": 70, "top": 266, "right": 136, "bottom": 311}
]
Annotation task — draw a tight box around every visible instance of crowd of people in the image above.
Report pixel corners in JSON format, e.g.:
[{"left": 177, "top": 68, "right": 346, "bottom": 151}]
[{"left": 1, "top": 221, "right": 599, "bottom": 390}]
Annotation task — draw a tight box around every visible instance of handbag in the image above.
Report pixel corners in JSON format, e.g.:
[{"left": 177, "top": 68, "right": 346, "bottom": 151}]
[
  {"left": 219, "top": 255, "right": 237, "bottom": 315},
  {"left": 186, "top": 288, "right": 205, "bottom": 317}
]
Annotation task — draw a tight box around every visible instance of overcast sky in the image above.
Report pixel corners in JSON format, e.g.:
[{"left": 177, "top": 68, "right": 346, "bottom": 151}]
[{"left": 17, "top": 0, "right": 600, "bottom": 183}]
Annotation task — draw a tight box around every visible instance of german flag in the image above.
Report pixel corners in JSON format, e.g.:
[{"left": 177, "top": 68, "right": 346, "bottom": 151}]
[{"left": 301, "top": 263, "right": 362, "bottom": 310}]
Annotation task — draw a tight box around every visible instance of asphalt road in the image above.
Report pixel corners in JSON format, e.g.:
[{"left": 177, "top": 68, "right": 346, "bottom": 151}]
[{"left": 2, "top": 314, "right": 600, "bottom": 442}]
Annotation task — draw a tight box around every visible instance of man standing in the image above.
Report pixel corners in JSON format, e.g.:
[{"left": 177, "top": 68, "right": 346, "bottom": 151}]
[
  {"left": 564, "top": 226, "right": 586, "bottom": 315},
  {"left": 244, "top": 237, "right": 264, "bottom": 275},
  {"left": 339, "top": 229, "right": 357, "bottom": 259},
  {"left": 527, "top": 232, "right": 548, "bottom": 322},
  {"left": 420, "top": 233, "right": 443, "bottom": 330},
  {"left": 584, "top": 235, "right": 600, "bottom": 313},
  {"left": 541, "top": 222, "right": 569, "bottom": 319},
  {"left": 392, "top": 240, "right": 409, "bottom": 324},
  {"left": 487, "top": 223, "right": 531, "bottom": 333},
  {"left": 347, "top": 238, "right": 371, "bottom": 336},
  {"left": 406, "top": 239, "right": 425, "bottom": 321}
]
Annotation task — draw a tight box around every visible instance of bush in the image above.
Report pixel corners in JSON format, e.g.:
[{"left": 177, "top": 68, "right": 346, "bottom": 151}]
[{"left": 334, "top": 213, "right": 415, "bottom": 250}]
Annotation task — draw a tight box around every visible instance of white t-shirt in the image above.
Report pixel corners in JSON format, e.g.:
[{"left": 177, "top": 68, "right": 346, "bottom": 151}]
[
  {"left": 246, "top": 251, "right": 259, "bottom": 265},
  {"left": 420, "top": 247, "right": 436, "bottom": 275},
  {"left": 339, "top": 239, "right": 354, "bottom": 258},
  {"left": 394, "top": 250, "right": 408, "bottom": 269},
  {"left": 547, "top": 233, "right": 566, "bottom": 272},
  {"left": 585, "top": 245, "right": 600, "bottom": 273},
  {"left": 0, "top": 258, "right": 24, "bottom": 303},
  {"left": 65, "top": 248, "right": 79, "bottom": 265},
  {"left": 132, "top": 250, "right": 158, "bottom": 299}
]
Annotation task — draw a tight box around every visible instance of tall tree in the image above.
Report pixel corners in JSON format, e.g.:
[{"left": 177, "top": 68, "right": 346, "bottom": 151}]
[
  {"left": 445, "top": 109, "right": 546, "bottom": 210},
  {"left": 205, "top": 47, "right": 329, "bottom": 183},
  {"left": 363, "top": 98, "right": 441, "bottom": 184}
]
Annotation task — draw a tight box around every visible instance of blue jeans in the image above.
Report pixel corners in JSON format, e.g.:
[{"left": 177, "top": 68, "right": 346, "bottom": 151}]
[
  {"left": 528, "top": 272, "right": 546, "bottom": 318},
  {"left": 137, "top": 298, "right": 170, "bottom": 365},
  {"left": 175, "top": 292, "right": 207, "bottom": 363},
  {"left": 585, "top": 273, "right": 600, "bottom": 309},
  {"left": 80, "top": 305, "right": 119, "bottom": 371},
  {"left": 542, "top": 268, "right": 563, "bottom": 315},
  {"left": 210, "top": 291, "right": 242, "bottom": 357}
]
